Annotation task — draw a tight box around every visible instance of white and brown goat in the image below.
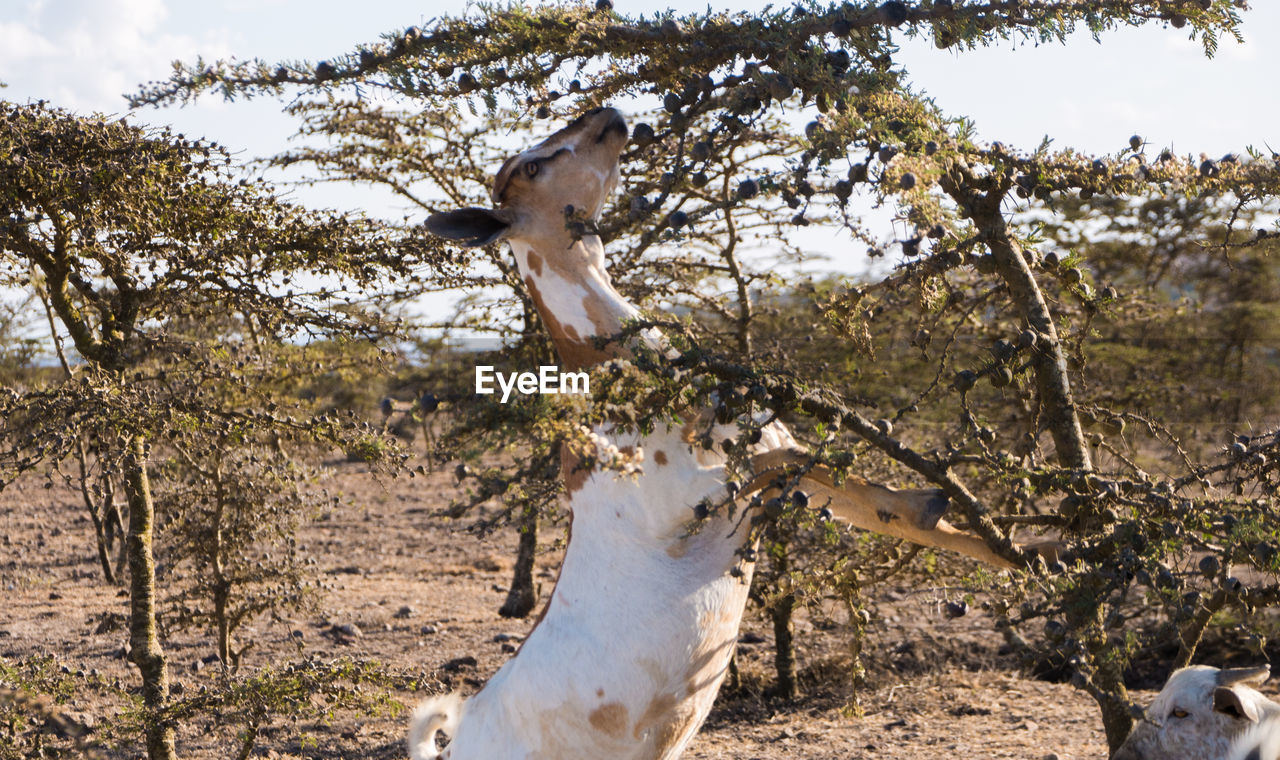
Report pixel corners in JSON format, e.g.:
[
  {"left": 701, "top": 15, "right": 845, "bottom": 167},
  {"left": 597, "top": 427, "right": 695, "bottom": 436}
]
[{"left": 416, "top": 107, "right": 1028, "bottom": 760}]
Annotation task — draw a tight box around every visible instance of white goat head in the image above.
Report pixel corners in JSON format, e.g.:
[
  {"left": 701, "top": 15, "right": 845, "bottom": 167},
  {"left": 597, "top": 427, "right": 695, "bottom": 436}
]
[{"left": 1112, "top": 664, "right": 1275, "bottom": 760}]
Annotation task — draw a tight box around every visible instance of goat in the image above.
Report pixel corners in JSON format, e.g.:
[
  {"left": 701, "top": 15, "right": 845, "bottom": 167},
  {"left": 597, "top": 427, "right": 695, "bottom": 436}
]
[{"left": 1112, "top": 664, "right": 1278, "bottom": 760}]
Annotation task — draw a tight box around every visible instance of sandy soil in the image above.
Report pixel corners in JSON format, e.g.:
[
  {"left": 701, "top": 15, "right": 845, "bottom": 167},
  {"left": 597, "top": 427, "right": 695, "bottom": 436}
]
[{"left": 1, "top": 457, "right": 1116, "bottom": 759}]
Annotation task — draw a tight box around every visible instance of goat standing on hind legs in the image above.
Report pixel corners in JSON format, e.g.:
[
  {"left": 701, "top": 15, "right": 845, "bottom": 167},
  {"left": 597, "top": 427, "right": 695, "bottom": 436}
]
[{"left": 417, "top": 107, "right": 1036, "bottom": 760}]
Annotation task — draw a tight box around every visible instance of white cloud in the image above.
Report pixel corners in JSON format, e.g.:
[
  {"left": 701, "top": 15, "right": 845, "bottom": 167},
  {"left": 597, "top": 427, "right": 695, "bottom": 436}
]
[{"left": 0, "top": 0, "right": 231, "bottom": 113}]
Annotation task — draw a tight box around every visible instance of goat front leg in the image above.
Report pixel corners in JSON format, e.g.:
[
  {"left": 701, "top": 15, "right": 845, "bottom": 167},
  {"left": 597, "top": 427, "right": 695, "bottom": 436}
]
[{"left": 744, "top": 448, "right": 1021, "bottom": 569}]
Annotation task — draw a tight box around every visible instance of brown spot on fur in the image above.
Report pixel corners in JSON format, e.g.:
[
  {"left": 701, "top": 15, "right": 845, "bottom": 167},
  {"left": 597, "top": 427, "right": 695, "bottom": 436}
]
[
  {"left": 561, "top": 444, "right": 590, "bottom": 495},
  {"left": 589, "top": 702, "right": 629, "bottom": 739},
  {"left": 580, "top": 291, "right": 620, "bottom": 336},
  {"left": 665, "top": 538, "right": 688, "bottom": 559},
  {"left": 526, "top": 249, "right": 544, "bottom": 277},
  {"left": 596, "top": 688, "right": 604, "bottom": 698},
  {"left": 523, "top": 274, "right": 609, "bottom": 371},
  {"left": 679, "top": 409, "right": 715, "bottom": 445},
  {"left": 653, "top": 450, "right": 668, "bottom": 466},
  {"left": 632, "top": 693, "right": 678, "bottom": 741},
  {"left": 632, "top": 692, "right": 689, "bottom": 755}
]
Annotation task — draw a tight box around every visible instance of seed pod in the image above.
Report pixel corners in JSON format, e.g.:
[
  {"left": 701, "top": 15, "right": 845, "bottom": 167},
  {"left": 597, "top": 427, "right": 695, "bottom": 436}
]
[
  {"left": 878, "top": 1, "right": 909, "bottom": 26},
  {"left": 738, "top": 178, "right": 759, "bottom": 199},
  {"left": 1044, "top": 620, "right": 1067, "bottom": 641},
  {"left": 631, "top": 123, "right": 656, "bottom": 147}
]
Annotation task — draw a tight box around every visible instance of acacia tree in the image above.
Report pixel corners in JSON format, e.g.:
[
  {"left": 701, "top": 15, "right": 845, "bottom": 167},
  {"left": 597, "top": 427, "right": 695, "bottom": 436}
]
[
  {"left": 130, "top": 0, "right": 1280, "bottom": 750},
  {"left": 0, "top": 101, "right": 445, "bottom": 759}
]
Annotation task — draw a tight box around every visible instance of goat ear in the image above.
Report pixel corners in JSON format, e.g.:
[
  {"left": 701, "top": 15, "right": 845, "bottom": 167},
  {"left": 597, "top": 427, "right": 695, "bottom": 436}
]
[
  {"left": 425, "top": 208, "right": 512, "bottom": 247},
  {"left": 1213, "top": 686, "right": 1260, "bottom": 723}
]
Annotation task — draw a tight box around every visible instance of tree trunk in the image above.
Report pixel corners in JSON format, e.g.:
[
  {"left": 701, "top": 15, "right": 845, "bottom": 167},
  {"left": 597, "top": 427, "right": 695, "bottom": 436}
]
[
  {"left": 766, "top": 544, "right": 798, "bottom": 701},
  {"left": 86, "top": 496, "right": 116, "bottom": 585},
  {"left": 1074, "top": 599, "right": 1132, "bottom": 752},
  {"left": 499, "top": 506, "right": 539, "bottom": 618},
  {"left": 768, "top": 592, "right": 798, "bottom": 700},
  {"left": 122, "top": 435, "right": 177, "bottom": 760},
  {"left": 943, "top": 170, "right": 1092, "bottom": 472}
]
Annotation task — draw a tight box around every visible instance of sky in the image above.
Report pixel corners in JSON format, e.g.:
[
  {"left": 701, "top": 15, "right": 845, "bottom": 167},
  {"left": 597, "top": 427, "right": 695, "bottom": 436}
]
[{"left": 2, "top": 0, "right": 1277, "bottom": 322}]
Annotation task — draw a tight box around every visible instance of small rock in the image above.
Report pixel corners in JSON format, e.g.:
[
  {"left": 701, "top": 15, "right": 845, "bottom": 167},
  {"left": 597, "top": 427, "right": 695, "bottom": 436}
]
[
  {"left": 441, "top": 655, "right": 478, "bottom": 672},
  {"left": 420, "top": 625, "right": 439, "bottom": 635},
  {"left": 501, "top": 643, "right": 517, "bottom": 654},
  {"left": 394, "top": 605, "right": 414, "bottom": 619},
  {"left": 738, "top": 632, "right": 766, "bottom": 644},
  {"left": 493, "top": 633, "right": 523, "bottom": 643},
  {"left": 332, "top": 623, "right": 362, "bottom": 639}
]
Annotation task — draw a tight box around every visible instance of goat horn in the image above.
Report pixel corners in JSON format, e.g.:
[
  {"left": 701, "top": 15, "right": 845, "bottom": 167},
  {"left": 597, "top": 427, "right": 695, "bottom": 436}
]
[{"left": 1217, "top": 665, "right": 1271, "bottom": 687}]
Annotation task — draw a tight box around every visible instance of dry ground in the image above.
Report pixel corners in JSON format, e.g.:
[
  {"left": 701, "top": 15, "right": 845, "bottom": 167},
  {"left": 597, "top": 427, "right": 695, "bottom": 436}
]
[{"left": 1, "top": 456, "right": 1119, "bottom": 759}]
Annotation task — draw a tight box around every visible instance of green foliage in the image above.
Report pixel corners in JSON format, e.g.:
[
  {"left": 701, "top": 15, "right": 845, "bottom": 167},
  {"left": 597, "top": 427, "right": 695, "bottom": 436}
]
[
  {"left": 0, "top": 295, "right": 40, "bottom": 384},
  {"left": 0, "top": 656, "right": 111, "bottom": 760},
  {"left": 157, "top": 443, "right": 327, "bottom": 670},
  {"left": 160, "top": 657, "right": 413, "bottom": 760}
]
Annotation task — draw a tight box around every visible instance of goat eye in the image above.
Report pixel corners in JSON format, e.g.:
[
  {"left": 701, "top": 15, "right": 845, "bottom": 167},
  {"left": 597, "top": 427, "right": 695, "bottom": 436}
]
[
  {"left": 1171, "top": 708, "right": 1189, "bottom": 719},
  {"left": 524, "top": 161, "right": 540, "bottom": 178}
]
